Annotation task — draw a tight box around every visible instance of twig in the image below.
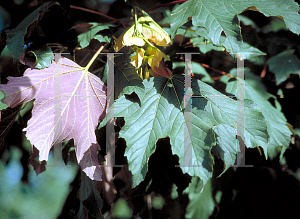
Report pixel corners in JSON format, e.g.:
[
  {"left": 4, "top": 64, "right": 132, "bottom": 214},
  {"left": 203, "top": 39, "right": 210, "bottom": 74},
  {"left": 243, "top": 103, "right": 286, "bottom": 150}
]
[
  {"left": 70, "top": 5, "right": 125, "bottom": 26},
  {"left": 145, "top": 0, "right": 188, "bottom": 13},
  {"left": 201, "top": 63, "right": 235, "bottom": 79},
  {"left": 123, "top": 0, "right": 188, "bottom": 26}
]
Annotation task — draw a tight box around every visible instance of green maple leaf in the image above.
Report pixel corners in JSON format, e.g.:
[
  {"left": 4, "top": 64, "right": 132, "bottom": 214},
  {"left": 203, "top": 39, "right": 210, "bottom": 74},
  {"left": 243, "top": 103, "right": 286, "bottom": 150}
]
[
  {"left": 77, "top": 23, "right": 114, "bottom": 48},
  {"left": 114, "top": 75, "right": 269, "bottom": 187},
  {"left": 221, "top": 68, "right": 292, "bottom": 161},
  {"left": 28, "top": 45, "right": 54, "bottom": 69},
  {"left": 212, "top": 124, "right": 237, "bottom": 176},
  {"left": 267, "top": 49, "right": 300, "bottom": 85},
  {"left": 169, "top": 0, "right": 300, "bottom": 53}
]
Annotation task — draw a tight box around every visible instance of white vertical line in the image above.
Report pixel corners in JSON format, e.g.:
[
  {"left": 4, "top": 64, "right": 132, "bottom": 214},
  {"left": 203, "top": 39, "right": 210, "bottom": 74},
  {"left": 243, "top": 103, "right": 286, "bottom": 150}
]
[
  {"left": 103, "top": 53, "right": 123, "bottom": 167},
  {"left": 106, "top": 53, "right": 115, "bottom": 167},
  {"left": 234, "top": 53, "right": 253, "bottom": 168},
  {"left": 175, "top": 52, "right": 200, "bottom": 167},
  {"left": 53, "top": 53, "right": 64, "bottom": 166},
  {"left": 184, "top": 53, "right": 193, "bottom": 167}
]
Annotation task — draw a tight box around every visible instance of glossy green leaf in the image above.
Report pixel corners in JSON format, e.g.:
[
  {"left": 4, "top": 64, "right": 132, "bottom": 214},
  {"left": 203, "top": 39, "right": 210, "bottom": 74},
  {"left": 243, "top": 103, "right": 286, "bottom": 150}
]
[
  {"left": 221, "top": 68, "right": 292, "bottom": 160},
  {"left": 166, "top": 26, "right": 265, "bottom": 58},
  {"left": 222, "top": 37, "right": 266, "bottom": 59},
  {"left": 114, "top": 76, "right": 269, "bottom": 187},
  {"left": 267, "top": 49, "right": 300, "bottom": 85},
  {"left": 77, "top": 23, "right": 114, "bottom": 48},
  {"left": 28, "top": 45, "right": 54, "bottom": 69},
  {"left": 191, "top": 37, "right": 225, "bottom": 54},
  {"left": 212, "top": 124, "right": 237, "bottom": 176},
  {"left": 169, "top": 0, "right": 300, "bottom": 53}
]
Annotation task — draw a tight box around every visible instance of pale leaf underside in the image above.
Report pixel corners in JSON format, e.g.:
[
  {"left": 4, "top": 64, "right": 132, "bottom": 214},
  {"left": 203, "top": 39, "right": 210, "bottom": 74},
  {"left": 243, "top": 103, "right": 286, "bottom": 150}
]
[{"left": 1, "top": 58, "right": 106, "bottom": 180}]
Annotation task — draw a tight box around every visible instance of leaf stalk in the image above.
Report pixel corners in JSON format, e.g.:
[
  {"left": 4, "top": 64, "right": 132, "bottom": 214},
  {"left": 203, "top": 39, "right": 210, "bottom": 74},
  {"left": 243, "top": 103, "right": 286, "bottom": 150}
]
[{"left": 85, "top": 44, "right": 106, "bottom": 72}]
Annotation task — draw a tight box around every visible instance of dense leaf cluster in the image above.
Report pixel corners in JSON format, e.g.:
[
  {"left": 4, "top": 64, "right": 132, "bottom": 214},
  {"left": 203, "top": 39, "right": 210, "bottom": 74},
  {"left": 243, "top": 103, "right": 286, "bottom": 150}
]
[{"left": 0, "top": 0, "right": 300, "bottom": 218}]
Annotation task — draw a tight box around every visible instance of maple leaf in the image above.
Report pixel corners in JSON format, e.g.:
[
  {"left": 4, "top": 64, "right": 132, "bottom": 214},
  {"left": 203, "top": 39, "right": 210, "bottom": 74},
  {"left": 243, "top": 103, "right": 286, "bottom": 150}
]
[
  {"left": 267, "top": 49, "right": 300, "bottom": 85},
  {"left": 0, "top": 57, "right": 106, "bottom": 180},
  {"left": 169, "top": 0, "right": 300, "bottom": 52},
  {"left": 221, "top": 68, "right": 292, "bottom": 161},
  {"left": 77, "top": 22, "right": 115, "bottom": 48},
  {"left": 114, "top": 76, "right": 269, "bottom": 187}
]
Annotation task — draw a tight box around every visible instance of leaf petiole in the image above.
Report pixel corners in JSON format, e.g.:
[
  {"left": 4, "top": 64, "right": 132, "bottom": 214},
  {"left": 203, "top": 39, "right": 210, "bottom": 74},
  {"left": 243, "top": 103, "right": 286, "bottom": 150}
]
[{"left": 85, "top": 43, "right": 106, "bottom": 72}]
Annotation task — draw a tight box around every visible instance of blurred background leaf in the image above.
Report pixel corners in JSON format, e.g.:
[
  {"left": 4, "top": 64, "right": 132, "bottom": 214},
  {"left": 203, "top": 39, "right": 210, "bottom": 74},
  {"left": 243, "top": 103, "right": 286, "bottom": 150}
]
[{"left": 0, "top": 147, "right": 77, "bottom": 219}]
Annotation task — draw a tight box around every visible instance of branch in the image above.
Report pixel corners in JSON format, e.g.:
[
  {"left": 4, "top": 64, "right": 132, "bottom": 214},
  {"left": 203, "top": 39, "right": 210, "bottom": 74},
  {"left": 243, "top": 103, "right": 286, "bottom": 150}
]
[
  {"left": 70, "top": 5, "right": 125, "bottom": 26},
  {"left": 201, "top": 63, "right": 235, "bottom": 79},
  {"left": 123, "top": 0, "right": 188, "bottom": 26},
  {"left": 146, "top": 0, "right": 188, "bottom": 13}
]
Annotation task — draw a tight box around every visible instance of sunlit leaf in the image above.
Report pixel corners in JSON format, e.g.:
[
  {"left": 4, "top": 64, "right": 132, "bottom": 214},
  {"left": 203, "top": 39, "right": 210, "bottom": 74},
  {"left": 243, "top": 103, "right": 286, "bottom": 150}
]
[
  {"left": 0, "top": 58, "right": 106, "bottom": 180},
  {"left": 146, "top": 46, "right": 169, "bottom": 69},
  {"left": 114, "top": 15, "right": 171, "bottom": 52},
  {"left": 138, "top": 16, "right": 171, "bottom": 46},
  {"left": 212, "top": 124, "right": 237, "bottom": 175},
  {"left": 114, "top": 26, "right": 145, "bottom": 52},
  {"left": 130, "top": 47, "right": 144, "bottom": 68}
]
